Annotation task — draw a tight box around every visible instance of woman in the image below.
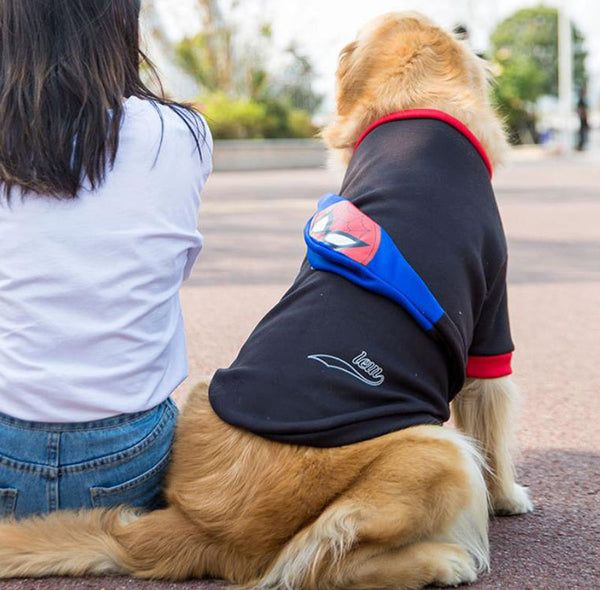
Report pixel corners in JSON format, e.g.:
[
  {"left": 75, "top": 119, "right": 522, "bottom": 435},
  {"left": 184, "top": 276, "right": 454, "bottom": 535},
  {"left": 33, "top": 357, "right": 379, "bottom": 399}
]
[{"left": 0, "top": 0, "right": 212, "bottom": 519}]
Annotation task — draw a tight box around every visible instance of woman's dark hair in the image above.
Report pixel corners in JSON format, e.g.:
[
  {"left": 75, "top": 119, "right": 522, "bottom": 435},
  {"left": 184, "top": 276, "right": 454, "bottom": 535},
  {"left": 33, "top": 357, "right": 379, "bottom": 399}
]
[{"left": 0, "top": 0, "right": 206, "bottom": 201}]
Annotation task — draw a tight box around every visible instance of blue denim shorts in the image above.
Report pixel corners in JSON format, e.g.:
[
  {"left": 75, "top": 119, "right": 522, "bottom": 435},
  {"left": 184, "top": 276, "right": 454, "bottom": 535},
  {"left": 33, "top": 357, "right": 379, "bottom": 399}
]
[{"left": 0, "top": 397, "right": 178, "bottom": 520}]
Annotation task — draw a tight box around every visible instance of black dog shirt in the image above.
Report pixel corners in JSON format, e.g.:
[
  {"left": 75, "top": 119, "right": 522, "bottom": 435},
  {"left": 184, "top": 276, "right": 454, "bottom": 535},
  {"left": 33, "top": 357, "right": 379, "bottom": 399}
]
[{"left": 209, "top": 110, "right": 514, "bottom": 447}]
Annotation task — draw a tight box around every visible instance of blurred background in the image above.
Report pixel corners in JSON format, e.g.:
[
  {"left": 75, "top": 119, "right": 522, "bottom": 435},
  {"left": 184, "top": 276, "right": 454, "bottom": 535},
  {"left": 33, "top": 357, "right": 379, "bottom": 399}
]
[{"left": 140, "top": 0, "right": 599, "bottom": 155}]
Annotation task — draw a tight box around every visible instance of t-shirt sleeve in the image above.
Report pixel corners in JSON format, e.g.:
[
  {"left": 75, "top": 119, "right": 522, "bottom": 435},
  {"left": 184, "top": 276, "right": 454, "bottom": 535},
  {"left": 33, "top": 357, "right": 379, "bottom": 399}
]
[{"left": 466, "top": 260, "right": 514, "bottom": 378}]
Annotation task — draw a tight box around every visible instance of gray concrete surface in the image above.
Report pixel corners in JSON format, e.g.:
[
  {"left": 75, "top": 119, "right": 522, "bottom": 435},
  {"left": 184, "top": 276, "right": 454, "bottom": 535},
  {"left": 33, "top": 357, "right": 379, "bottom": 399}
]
[
  {"left": 213, "top": 139, "right": 326, "bottom": 172},
  {"left": 2, "top": 153, "right": 599, "bottom": 589}
]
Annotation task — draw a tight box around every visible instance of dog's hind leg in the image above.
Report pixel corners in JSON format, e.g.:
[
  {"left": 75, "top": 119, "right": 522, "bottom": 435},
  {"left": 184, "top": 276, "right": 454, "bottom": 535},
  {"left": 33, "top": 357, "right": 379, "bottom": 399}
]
[
  {"left": 259, "top": 519, "right": 480, "bottom": 590},
  {"left": 0, "top": 505, "right": 218, "bottom": 580},
  {"left": 318, "top": 541, "right": 478, "bottom": 590},
  {"left": 255, "top": 425, "right": 488, "bottom": 590},
  {"left": 452, "top": 376, "right": 533, "bottom": 515}
]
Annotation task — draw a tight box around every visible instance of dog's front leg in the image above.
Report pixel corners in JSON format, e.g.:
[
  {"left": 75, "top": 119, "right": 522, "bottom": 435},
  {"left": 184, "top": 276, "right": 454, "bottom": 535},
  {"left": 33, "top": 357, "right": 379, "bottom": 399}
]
[{"left": 452, "top": 376, "right": 533, "bottom": 515}]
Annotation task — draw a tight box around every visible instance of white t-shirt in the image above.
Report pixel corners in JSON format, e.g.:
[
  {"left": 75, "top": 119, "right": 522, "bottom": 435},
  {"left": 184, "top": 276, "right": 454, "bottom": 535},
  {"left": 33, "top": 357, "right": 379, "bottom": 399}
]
[{"left": 0, "top": 97, "right": 212, "bottom": 422}]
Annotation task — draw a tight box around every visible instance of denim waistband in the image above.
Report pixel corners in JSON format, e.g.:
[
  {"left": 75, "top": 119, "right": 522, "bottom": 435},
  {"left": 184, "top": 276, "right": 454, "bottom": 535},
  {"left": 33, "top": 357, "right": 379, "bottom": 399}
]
[{"left": 0, "top": 398, "right": 176, "bottom": 432}]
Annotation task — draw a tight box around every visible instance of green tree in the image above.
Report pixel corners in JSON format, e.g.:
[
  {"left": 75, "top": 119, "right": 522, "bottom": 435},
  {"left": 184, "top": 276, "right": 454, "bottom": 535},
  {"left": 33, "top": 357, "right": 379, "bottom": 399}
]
[
  {"left": 174, "top": 2, "right": 321, "bottom": 139},
  {"left": 176, "top": 31, "right": 233, "bottom": 92},
  {"left": 275, "top": 42, "right": 324, "bottom": 115},
  {"left": 490, "top": 6, "right": 587, "bottom": 143}
]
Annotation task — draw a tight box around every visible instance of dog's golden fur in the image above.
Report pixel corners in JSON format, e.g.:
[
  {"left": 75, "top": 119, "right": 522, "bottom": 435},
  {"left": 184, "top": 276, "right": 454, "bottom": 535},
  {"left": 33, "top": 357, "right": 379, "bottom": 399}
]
[
  {"left": 322, "top": 12, "right": 508, "bottom": 173},
  {"left": 0, "top": 12, "right": 532, "bottom": 589}
]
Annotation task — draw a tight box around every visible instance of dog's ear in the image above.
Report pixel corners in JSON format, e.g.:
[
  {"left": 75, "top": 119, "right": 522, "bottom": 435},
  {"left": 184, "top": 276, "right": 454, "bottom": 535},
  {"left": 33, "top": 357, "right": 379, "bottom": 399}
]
[
  {"left": 335, "top": 41, "right": 363, "bottom": 116},
  {"left": 337, "top": 41, "right": 358, "bottom": 79},
  {"left": 322, "top": 40, "right": 363, "bottom": 156}
]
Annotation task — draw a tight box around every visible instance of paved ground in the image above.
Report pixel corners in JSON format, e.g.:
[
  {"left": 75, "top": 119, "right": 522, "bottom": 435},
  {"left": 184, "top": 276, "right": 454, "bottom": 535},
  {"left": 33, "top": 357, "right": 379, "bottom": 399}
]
[{"left": 3, "top": 152, "right": 599, "bottom": 589}]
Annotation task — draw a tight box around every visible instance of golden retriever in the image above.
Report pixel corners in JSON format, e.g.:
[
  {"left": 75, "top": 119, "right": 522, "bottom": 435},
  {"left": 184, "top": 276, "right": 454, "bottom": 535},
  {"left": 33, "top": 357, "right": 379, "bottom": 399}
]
[{"left": 0, "top": 12, "right": 532, "bottom": 589}]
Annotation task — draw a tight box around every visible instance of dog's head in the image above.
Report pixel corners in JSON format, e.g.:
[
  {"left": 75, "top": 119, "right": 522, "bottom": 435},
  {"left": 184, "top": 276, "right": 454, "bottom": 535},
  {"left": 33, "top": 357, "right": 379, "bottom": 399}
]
[{"left": 322, "top": 12, "right": 507, "bottom": 172}]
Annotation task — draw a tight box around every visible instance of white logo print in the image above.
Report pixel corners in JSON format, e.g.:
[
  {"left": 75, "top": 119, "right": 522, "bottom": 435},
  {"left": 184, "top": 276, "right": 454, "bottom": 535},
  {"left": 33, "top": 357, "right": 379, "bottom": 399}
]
[{"left": 307, "top": 351, "right": 385, "bottom": 387}]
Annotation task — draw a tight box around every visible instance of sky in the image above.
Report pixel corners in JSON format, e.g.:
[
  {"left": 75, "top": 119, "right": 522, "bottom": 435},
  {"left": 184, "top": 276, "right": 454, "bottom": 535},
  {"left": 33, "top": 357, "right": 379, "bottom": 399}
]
[{"left": 153, "top": 0, "right": 600, "bottom": 109}]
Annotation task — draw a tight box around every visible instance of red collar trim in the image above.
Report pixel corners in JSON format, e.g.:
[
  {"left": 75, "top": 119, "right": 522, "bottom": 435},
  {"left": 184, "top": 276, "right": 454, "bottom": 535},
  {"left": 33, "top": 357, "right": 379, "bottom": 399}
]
[{"left": 353, "top": 109, "right": 493, "bottom": 179}]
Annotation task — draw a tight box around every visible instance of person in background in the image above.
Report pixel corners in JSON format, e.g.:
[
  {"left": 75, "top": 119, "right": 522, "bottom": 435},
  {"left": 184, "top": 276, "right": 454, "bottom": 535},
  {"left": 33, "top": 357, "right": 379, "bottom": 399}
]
[
  {"left": 576, "top": 87, "right": 590, "bottom": 151},
  {"left": 453, "top": 23, "right": 469, "bottom": 41},
  {"left": 0, "top": 0, "right": 212, "bottom": 519},
  {"left": 453, "top": 23, "right": 485, "bottom": 59}
]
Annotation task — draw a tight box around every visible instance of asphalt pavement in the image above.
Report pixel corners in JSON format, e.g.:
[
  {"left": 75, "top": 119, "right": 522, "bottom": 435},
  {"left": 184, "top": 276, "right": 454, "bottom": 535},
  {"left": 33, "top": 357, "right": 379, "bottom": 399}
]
[{"left": 2, "top": 151, "right": 599, "bottom": 590}]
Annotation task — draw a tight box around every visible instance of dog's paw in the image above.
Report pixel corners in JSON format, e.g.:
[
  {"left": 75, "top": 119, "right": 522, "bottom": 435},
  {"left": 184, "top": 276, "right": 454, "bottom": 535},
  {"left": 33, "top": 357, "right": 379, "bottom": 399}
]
[
  {"left": 492, "top": 483, "right": 533, "bottom": 515},
  {"left": 431, "top": 545, "right": 478, "bottom": 587}
]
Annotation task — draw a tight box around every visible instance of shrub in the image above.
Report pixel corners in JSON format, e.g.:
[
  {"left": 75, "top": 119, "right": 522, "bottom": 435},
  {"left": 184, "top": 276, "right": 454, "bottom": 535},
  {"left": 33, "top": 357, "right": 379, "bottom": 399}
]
[
  {"left": 197, "top": 93, "right": 316, "bottom": 140},
  {"left": 199, "top": 93, "right": 268, "bottom": 139},
  {"left": 287, "top": 108, "right": 317, "bottom": 139}
]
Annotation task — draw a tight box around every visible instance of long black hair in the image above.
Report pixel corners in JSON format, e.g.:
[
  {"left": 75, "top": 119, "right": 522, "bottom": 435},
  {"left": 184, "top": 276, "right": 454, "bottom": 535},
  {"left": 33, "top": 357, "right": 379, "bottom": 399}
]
[{"left": 0, "top": 0, "right": 206, "bottom": 201}]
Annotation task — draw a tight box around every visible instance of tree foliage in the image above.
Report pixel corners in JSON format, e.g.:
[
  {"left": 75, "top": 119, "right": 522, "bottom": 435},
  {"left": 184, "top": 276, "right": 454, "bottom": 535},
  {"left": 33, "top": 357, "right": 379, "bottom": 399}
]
[
  {"left": 490, "top": 6, "right": 587, "bottom": 143},
  {"left": 174, "top": 1, "right": 322, "bottom": 139}
]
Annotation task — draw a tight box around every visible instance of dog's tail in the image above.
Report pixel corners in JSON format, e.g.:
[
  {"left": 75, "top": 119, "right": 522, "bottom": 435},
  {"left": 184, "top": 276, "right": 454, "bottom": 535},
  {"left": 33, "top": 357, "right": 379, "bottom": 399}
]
[{"left": 0, "top": 505, "right": 206, "bottom": 580}]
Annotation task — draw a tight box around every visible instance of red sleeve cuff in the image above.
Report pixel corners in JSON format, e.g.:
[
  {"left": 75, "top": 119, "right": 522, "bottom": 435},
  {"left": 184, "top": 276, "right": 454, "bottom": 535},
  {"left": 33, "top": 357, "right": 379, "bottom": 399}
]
[{"left": 466, "top": 353, "right": 513, "bottom": 379}]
